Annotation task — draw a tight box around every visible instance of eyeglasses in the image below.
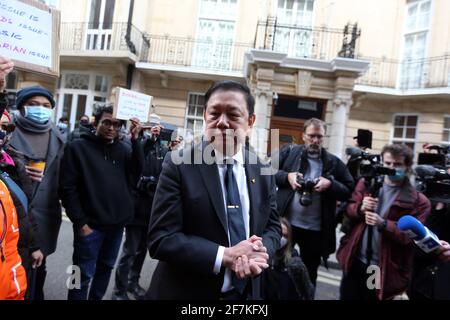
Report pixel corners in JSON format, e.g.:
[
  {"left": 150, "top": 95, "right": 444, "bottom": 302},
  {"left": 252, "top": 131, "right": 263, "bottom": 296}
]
[
  {"left": 305, "top": 134, "right": 324, "bottom": 140},
  {"left": 100, "top": 119, "right": 121, "bottom": 129}
]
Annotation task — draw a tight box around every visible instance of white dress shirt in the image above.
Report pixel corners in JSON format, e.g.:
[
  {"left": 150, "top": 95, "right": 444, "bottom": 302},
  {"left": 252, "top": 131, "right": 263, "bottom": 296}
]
[{"left": 212, "top": 148, "right": 250, "bottom": 293}]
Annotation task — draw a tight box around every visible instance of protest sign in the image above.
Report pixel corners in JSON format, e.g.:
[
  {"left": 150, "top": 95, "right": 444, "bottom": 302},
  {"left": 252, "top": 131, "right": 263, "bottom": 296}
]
[
  {"left": 0, "top": 0, "right": 60, "bottom": 76},
  {"left": 114, "top": 87, "right": 152, "bottom": 123}
]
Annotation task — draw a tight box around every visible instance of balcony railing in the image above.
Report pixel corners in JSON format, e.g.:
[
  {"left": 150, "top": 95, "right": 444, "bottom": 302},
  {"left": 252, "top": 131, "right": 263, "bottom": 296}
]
[
  {"left": 356, "top": 55, "right": 450, "bottom": 90},
  {"left": 254, "top": 18, "right": 361, "bottom": 60},
  {"left": 141, "top": 35, "right": 254, "bottom": 73},
  {"left": 60, "top": 22, "right": 150, "bottom": 61}
]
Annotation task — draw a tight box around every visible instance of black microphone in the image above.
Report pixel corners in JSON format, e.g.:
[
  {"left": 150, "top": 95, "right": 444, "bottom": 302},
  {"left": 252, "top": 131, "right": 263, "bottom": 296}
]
[{"left": 345, "top": 146, "right": 364, "bottom": 158}]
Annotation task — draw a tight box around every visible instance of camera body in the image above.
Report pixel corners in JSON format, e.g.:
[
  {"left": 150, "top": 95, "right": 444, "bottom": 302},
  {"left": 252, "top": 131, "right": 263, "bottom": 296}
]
[
  {"left": 296, "top": 175, "right": 318, "bottom": 206},
  {"left": 136, "top": 175, "right": 158, "bottom": 195},
  {"left": 415, "top": 145, "right": 450, "bottom": 204}
]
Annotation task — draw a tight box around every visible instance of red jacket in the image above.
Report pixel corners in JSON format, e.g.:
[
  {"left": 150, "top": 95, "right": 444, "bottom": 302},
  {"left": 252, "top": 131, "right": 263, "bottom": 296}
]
[{"left": 336, "top": 178, "right": 431, "bottom": 300}]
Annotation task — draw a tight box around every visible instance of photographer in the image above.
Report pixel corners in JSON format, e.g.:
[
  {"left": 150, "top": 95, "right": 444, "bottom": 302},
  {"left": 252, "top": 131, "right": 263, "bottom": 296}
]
[
  {"left": 274, "top": 118, "right": 354, "bottom": 288},
  {"left": 112, "top": 118, "right": 168, "bottom": 300},
  {"left": 337, "top": 144, "right": 431, "bottom": 300}
]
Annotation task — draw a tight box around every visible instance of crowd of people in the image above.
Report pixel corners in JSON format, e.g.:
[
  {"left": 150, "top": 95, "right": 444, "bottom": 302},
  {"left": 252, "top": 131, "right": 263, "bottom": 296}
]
[{"left": 1, "top": 54, "right": 449, "bottom": 301}]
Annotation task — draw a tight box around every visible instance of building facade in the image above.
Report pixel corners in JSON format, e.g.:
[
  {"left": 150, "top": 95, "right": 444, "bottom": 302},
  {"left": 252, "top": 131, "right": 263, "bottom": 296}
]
[{"left": 5, "top": 0, "right": 449, "bottom": 157}]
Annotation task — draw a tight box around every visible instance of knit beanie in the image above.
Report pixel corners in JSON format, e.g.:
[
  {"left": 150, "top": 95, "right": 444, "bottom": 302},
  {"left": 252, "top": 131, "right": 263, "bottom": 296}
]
[{"left": 15, "top": 86, "right": 55, "bottom": 110}]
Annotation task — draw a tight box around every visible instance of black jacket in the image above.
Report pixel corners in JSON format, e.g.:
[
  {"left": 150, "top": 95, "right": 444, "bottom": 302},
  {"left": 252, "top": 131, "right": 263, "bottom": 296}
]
[
  {"left": 147, "top": 143, "right": 281, "bottom": 299},
  {"left": 409, "top": 204, "right": 450, "bottom": 300},
  {"left": 59, "top": 133, "right": 143, "bottom": 229},
  {"left": 274, "top": 144, "right": 354, "bottom": 258},
  {"left": 130, "top": 137, "right": 168, "bottom": 226}
]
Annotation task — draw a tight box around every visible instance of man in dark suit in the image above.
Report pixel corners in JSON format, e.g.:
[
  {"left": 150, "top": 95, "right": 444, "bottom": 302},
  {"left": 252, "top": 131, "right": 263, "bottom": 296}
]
[
  {"left": 147, "top": 81, "right": 281, "bottom": 300},
  {"left": 274, "top": 118, "right": 354, "bottom": 287}
]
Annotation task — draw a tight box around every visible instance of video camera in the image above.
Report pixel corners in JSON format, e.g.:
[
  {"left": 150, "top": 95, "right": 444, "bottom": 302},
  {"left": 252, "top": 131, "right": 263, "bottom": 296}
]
[
  {"left": 415, "top": 144, "right": 450, "bottom": 204},
  {"left": 345, "top": 147, "right": 395, "bottom": 181}
]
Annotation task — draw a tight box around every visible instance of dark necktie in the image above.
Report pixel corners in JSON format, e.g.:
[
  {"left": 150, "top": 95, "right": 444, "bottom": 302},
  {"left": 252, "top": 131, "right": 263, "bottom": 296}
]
[{"left": 225, "top": 162, "right": 246, "bottom": 294}]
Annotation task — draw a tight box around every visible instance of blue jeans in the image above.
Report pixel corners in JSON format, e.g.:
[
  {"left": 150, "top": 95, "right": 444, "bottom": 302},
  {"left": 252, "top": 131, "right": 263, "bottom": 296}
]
[{"left": 68, "top": 226, "right": 124, "bottom": 300}]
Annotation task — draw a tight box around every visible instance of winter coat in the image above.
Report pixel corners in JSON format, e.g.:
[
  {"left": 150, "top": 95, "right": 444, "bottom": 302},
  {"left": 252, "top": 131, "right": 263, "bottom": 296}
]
[
  {"left": 130, "top": 137, "right": 168, "bottom": 226},
  {"left": 274, "top": 144, "right": 354, "bottom": 259},
  {"left": 336, "top": 178, "right": 431, "bottom": 300},
  {"left": 9, "top": 123, "right": 64, "bottom": 256},
  {"left": 409, "top": 204, "right": 450, "bottom": 300},
  {"left": 59, "top": 133, "right": 143, "bottom": 229}
]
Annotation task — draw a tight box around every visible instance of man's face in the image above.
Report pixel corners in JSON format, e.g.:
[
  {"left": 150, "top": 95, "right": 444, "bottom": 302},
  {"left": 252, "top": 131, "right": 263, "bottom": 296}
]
[
  {"left": 204, "top": 90, "right": 255, "bottom": 156},
  {"left": 303, "top": 125, "right": 325, "bottom": 155},
  {"left": 382, "top": 152, "right": 407, "bottom": 171},
  {"left": 24, "top": 96, "right": 52, "bottom": 109},
  {"left": 95, "top": 112, "right": 120, "bottom": 141}
]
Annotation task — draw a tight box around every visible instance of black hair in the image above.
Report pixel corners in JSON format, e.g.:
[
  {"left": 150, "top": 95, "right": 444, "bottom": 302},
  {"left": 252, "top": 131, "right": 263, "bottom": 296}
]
[
  {"left": 59, "top": 116, "right": 69, "bottom": 122},
  {"left": 204, "top": 80, "right": 255, "bottom": 116},
  {"left": 94, "top": 106, "right": 114, "bottom": 124}
]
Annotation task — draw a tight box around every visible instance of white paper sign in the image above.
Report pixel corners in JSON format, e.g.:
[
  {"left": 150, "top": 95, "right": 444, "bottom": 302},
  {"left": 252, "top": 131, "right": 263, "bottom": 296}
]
[
  {"left": 0, "top": 0, "right": 53, "bottom": 68},
  {"left": 116, "top": 88, "right": 152, "bottom": 122}
]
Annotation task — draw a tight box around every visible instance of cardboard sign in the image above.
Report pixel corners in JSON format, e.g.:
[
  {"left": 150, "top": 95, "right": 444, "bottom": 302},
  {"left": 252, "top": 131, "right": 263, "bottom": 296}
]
[
  {"left": 0, "top": 0, "right": 60, "bottom": 76},
  {"left": 114, "top": 87, "right": 152, "bottom": 123}
]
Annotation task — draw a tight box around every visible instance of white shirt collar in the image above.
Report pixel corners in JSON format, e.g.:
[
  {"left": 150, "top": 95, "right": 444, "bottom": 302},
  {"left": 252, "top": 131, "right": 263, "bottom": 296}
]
[{"left": 214, "top": 147, "right": 244, "bottom": 165}]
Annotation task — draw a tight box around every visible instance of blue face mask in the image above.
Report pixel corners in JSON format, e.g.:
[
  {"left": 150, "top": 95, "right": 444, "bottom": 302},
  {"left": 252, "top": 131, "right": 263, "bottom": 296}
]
[
  {"left": 388, "top": 168, "right": 406, "bottom": 182},
  {"left": 25, "top": 106, "right": 53, "bottom": 124},
  {"left": 57, "top": 122, "right": 68, "bottom": 130}
]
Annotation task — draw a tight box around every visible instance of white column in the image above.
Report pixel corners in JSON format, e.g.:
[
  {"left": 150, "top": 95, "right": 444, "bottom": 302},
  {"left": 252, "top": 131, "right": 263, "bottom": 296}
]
[
  {"left": 328, "top": 98, "right": 352, "bottom": 159},
  {"left": 250, "top": 89, "right": 272, "bottom": 158}
]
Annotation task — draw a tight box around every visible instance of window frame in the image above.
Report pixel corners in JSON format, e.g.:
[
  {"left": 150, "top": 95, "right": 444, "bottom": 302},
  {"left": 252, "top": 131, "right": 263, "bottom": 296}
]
[
  {"left": 443, "top": 115, "right": 450, "bottom": 145},
  {"left": 184, "top": 92, "right": 206, "bottom": 134},
  {"left": 390, "top": 113, "right": 420, "bottom": 153}
]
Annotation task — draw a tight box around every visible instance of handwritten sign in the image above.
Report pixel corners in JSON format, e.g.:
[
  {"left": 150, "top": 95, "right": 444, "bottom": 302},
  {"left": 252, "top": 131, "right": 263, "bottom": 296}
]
[
  {"left": 0, "top": 0, "right": 53, "bottom": 68},
  {"left": 115, "top": 88, "right": 152, "bottom": 123}
]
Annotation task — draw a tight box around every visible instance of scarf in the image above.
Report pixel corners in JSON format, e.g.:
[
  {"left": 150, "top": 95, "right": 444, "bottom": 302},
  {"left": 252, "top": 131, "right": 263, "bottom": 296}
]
[{"left": 13, "top": 113, "right": 52, "bottom": 134}]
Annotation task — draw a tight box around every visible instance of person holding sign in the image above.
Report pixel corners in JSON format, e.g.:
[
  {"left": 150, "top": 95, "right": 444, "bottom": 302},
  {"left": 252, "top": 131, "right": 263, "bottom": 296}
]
[
  {"left": 8, "top": 81, "right": 65, "bottom": 300},
  {"left": 59, "top": 106, "right": 143, "bottom": 300}
]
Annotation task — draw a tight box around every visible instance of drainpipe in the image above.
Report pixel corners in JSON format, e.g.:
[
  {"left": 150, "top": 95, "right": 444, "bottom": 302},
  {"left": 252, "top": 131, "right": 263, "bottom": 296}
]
[
  {"left": 125, "top": 0, "right": 136, "bottom": 54},
  {"left": 126, "top": 0, "right": 136, "bottom": 89}
]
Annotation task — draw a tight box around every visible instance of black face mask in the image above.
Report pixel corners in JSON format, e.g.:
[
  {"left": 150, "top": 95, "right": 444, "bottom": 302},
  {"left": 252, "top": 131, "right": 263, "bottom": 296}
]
[{"left": 80, "top": 120, "right": 90, "bottom": 127}]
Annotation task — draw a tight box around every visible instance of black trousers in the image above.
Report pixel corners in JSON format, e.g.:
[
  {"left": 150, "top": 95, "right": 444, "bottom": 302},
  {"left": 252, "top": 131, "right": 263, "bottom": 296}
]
[
  {"left": 291, "top": 226, "right": 322, "bottom": 287},
  {"left": 340, "top": 259, "right": 378, "bottom": 300},
  {"left": 114, "top": 225, "right": 148, "bottom": 293},
  {"left": 30, "top": 257, "right": 47, "bottom": 300}
]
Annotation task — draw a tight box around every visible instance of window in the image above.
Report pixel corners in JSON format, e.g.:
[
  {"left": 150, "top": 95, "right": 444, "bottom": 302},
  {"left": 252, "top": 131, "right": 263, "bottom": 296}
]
[
  {"left": 274, "top": 0, "right": 315, "bottom": 58},
  {"left": 392, "top": 114, "right": 418, "bottom": 152},
  {"left": 193, "top": 0, "right": 238, "bottom": 71},
  {"left": 86, "top": 0, "right": 116, "bottom": 50},
  {"left": 443, "top": 116, "right": 450, "bottom": 144},
  {"left": 56, "top": 72, "right": 110, "bottom": 130},
  {"left": 5, "top": 72, "right": 18, "bottom": 90},
  {"left": 185, "top": 93, "right": 205, "bottom": 134},
  {"left": 399, "top": 0, "right": 431, "bottom": 89}
]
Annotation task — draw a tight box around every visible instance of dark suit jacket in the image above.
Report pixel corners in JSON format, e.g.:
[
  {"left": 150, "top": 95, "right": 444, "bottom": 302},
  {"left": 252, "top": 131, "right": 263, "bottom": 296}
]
[
  {"left": 147, "top": 142, "right": 281, "bottom": 300},
  {"left": 274, "top": 144, "right": 354, "bottom": 258}
]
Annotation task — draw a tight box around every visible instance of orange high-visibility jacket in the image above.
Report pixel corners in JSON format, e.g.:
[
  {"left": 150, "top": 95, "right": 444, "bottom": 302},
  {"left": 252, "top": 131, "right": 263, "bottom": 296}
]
[{"left": 0, "top": 179, "right": 27, "bottom": 300}]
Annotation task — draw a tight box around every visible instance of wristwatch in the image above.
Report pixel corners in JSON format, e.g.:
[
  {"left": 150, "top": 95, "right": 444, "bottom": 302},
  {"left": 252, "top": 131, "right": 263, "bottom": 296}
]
[{"left": 378, "top": 218, "right": 388, "bottom": 231}]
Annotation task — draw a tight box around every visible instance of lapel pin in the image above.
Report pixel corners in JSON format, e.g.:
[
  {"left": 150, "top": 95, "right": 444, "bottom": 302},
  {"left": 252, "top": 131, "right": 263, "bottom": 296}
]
[{"left": 251, "top": 178, "right": 256, "bottom": 184}]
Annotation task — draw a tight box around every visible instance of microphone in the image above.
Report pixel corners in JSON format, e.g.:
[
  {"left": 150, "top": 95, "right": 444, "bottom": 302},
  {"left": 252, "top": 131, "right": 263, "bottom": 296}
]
[
  {"left": 345, "top": 146, "right": 364, "bottom": 158},
  {"left": 415, "top": 165, "right": 450, "bottom": 180},
  {"left": 397, "top": 215, "right": 441, "bottom": 253}
]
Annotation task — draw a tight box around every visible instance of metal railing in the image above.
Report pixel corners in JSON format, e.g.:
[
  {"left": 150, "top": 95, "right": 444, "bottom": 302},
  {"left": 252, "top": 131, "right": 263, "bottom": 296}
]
[
  {"left": 356, "top": 55, "right": 450, "bottom": 90},
  {"left": 253, "top": 18, "right": 361, "bottom": 60},
  {"left": 141, "top": 34, "right": 254, "bottom": 73},
  {"left": 60, "top": 22, "right": 150, "bottom": 61}
]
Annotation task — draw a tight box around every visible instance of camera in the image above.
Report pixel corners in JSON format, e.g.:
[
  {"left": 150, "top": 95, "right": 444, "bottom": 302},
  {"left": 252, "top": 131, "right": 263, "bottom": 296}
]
[
  {"left": 296, "top": 175, "right": 318, "bottom": 206},
  {"left": 136, "top": 175, "right": 158, "bottom": 195},
  {"left": 415, "top": 144, "right": 450, "bottom": 204}
]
